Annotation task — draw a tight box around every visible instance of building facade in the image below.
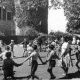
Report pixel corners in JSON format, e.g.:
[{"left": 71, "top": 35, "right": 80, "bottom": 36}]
[{"left": 0, "top": 0, "right": 15, "bottom": 36}]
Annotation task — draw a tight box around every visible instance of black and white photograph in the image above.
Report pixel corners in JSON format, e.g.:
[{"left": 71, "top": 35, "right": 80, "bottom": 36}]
[{"left": 0, "top": 0, "right": 80, "bottom": 80}]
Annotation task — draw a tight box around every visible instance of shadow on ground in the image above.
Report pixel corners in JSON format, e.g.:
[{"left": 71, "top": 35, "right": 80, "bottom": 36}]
[
  {"left": 13, "top": 71, "right": 80, "bottom": 79},
  {"left": 15, "top": 75, "right": 39, "bottom": 79},
  {"left": 15, "top": 76, "right": 28, "bottom": 79},
  {"left": 60, "top": 71, "right": 80, "bottom": 79}
]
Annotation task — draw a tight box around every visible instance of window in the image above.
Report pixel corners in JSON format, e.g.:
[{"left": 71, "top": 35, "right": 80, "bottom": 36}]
[
  {"left": 3, "top": 8, "right": 6, "bottom": 20},
  {"left": 7, "top": 12, "right": 12, "bottom": 20},
  {"left": 0, "top": 7, "right": 1, "bottom": 19},
  {"left": 0, "top": 0, "right": 2, "bottom": 3}
]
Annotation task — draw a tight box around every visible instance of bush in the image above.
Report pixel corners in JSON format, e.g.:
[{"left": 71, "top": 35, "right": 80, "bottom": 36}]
[
  {"left": 25, "top": 28, "right": 39, "bottom": 40},
  {"left": 49, "top": 31, "right": 72, "bottom": 41}
]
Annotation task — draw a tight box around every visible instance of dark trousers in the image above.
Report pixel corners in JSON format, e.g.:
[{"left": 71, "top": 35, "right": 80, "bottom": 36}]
[{"left": 31, "top": 60, "right": 38, "bottom": 79}]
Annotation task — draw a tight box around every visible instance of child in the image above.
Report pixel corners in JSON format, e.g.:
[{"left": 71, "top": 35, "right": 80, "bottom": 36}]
[
  {"left": 2, "top": 52, "right": 23, "bottom": 80},
  {"left": 0, "top": 46, "right": 11, "bottom": 60},
  {"left": 45, "top": 44, "right": 59, "bottom": 79},
  {"left": 27, "top": 42, "right": 33, "bottom": 65},
  {"left": 9, "top": 40, "right": 15, "bottom": 57},
  {"left": 23, "top": 45, "right": 44, "bottom": 80},
  {"left": 21, "top": 38, "right": 28, "bottom": 57}
]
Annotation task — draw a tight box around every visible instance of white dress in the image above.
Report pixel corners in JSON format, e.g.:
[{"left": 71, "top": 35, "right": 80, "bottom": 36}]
[{"left": 58, "top": 42, "right": 70, "bottom": 67}]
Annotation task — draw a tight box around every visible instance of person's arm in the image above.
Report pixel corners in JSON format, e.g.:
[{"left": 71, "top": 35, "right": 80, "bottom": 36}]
[
  {"left": 12, "top": 60, "right": 23, "bottom": 67},
  {"left": 19, "top": 41, "right": 25, "bottom": 45},
  {"left": 22, "top": 52, "right": 34, "bottom": 63}
]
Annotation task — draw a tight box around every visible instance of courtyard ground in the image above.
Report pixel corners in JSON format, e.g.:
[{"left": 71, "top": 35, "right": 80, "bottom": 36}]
[{"left": 0, "top": 45, "right": 79, "bottom": 80}]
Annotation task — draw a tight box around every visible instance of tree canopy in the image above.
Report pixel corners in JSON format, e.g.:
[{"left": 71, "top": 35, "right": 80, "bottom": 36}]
[
  {"left": 50, "top": 0, "right": 80, "bottom": 34},
  {"left": 64, "top": 0, "right": 80, "bottom": 34},
  {"left": 15, "top": 0, "right": 48, "bottom": 34}
]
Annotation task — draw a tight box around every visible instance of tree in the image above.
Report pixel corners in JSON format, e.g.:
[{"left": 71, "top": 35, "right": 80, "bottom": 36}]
[
  {"left": 15, "top": 0, "right": 48, "bottom": 34},
  {"left": 49, "top": 31, "right": 72, "bottom": 41},
  {"left": 1, "top": 0, "right": 15, "bottom": 15},
  {"left": 63, "top": 0, "right": 80, "bottom": 34},
  {"left": 49, "top": 0, "right": 63, "bottom": 9},
  {"left": 25, "top": 28, "right": 39, "bottom": 40},
  {"left": 50, "top": 0, "right": 80, "bottom": 34}
]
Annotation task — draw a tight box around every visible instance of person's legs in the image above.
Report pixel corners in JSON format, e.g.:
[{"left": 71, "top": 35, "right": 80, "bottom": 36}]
[
  {"left": 76, "top": 60, "right": 80, "bottom": 71},
  {"left": 28, "top": 53, "right": 31, "bottom": 66},
  {"left": 62, "top": 59, "right": 68, "bottom": 75},
  {"left": 31, "top": 61, "right": 38, "bottom": 80},
  {"left": 28, "top": 58, "right": 32, "bottom": 66},
  {"left": 47, "top": 60, "right": 56, "bottom": 79},
  {"left": 23, "top": 49, "right": 25, "bottom": 57},
  {"left": 3, "top": 76, "right": 8, "bottom": 80},
  {"left": 3, "top": 72, "right": 8, "bottom": 80},
  {"left": 47, "top": 68, "right": 54, "bottom": 78},
  {"left": 11, "top": 75, "right": 15, "bottom": 80}
]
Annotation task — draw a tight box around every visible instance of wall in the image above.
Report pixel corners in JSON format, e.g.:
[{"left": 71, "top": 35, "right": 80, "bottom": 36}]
[
  {"left": 0, "top": 20, "right": 15, "bottom": 36},
  {"left": 0, "top": 0, "right": 15, "bottom": 36}
]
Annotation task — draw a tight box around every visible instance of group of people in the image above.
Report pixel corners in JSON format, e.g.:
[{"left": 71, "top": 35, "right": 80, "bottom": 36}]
[{"left": 0, "top": 36, "right": 80, "bottom": 80}]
